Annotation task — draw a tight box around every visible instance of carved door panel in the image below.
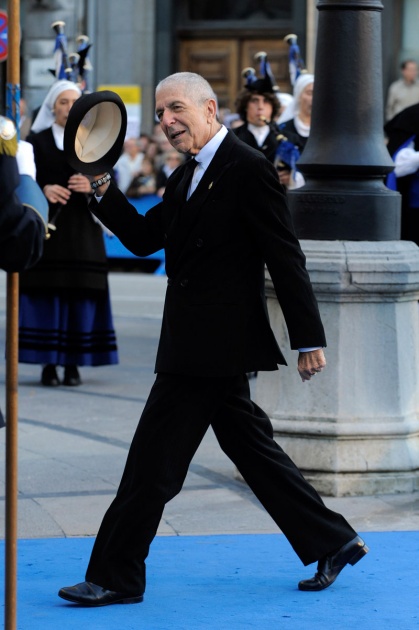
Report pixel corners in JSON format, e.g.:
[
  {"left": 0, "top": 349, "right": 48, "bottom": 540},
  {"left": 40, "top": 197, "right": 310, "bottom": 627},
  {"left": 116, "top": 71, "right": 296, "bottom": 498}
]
[
  {"left": 179, "top": 40, "right": 239, "bottom": 109},
  {"left": 179, "top": 38, "right": 292, "bottom": 111}
]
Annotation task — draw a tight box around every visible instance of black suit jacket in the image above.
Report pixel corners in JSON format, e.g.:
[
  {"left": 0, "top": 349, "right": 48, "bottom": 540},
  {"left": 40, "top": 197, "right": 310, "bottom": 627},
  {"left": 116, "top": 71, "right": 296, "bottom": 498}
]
[
  {"left": 91, "top": 131, "right": 326, "bottom": 377},
  {"left": 233, "top": 123, "right": 278, "bottom": 163}
]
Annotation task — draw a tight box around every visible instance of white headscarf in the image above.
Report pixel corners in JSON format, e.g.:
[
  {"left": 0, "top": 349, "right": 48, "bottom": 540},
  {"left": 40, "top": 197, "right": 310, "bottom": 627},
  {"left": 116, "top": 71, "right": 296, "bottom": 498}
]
[
  {"left": 31, "top": 80, "right": 82, "bottom": 133},
  {"left": 276, "top": 92, "right": 294, "bottom": 111},
  {"left": 277, "top": 73, "right": 314, "bottom": 125}
]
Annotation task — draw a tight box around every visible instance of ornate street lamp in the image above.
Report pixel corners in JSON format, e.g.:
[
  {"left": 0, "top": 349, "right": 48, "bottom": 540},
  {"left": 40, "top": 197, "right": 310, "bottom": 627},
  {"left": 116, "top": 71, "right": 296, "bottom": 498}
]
[{"left": 288, "top": 0, "right": 400, "bottom": 241}]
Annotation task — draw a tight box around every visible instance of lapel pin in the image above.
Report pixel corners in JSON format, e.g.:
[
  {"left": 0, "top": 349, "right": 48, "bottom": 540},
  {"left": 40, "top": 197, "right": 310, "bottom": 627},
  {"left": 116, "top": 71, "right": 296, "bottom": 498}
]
[{"left": 208, "top": 182, "right": 213, "bottom": 189}]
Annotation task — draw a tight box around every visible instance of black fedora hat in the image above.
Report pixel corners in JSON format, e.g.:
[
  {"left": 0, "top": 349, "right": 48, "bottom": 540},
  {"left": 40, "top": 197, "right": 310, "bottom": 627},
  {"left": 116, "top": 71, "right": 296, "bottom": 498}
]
[{"left": 64, "top": 90, "right": 127, "bottom": 175}]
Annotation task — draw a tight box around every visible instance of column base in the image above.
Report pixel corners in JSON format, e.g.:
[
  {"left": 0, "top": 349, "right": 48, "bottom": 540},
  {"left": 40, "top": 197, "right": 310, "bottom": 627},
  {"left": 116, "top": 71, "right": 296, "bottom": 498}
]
[{"left": 256, "top": 240, "right": 419, "bottom": 497}]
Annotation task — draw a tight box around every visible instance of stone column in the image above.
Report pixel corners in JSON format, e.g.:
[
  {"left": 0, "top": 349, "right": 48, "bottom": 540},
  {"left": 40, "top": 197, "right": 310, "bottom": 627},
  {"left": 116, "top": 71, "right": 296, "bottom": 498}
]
[
  {"left": 288, "top": 0, "right": 400, "bottom": 240},
  {"left": 257, "top": 241, "right": 419, "bottom": 496},
  {"left": 254, "top": 0, "right": 419, "bottom": 496}
]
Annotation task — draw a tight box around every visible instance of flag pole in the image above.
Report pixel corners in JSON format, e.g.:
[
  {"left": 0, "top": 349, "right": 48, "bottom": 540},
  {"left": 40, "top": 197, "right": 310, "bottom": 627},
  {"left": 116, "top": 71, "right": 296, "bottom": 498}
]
[{"left": 5, "top": 0, "right": 21, "bottom": 628}]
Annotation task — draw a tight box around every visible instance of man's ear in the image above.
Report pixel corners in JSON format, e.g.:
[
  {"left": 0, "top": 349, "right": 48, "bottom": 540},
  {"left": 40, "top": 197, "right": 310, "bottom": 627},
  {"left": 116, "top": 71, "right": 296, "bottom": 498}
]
[{"left": 207, "top": 98, "right": 218, "bottom": 121}]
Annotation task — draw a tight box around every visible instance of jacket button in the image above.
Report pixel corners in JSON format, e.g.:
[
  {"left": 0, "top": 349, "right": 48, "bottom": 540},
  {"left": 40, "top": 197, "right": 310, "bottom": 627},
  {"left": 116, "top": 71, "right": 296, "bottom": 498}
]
[
  {"left": 167, "top": 278, "right": 173, "bottom": 286},
  {"left": 196, "top": 238, "right": 204, "bottom": 248},
  {"left": 180, "top": 278, "right": 189, "bottom": 287}
]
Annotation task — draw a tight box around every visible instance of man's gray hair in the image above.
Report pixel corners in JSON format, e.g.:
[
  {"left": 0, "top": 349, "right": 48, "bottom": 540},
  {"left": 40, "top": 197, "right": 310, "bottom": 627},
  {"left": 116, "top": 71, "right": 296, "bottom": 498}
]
[{"left": 156, "top": 72, "right": 217, "bottom": 106}]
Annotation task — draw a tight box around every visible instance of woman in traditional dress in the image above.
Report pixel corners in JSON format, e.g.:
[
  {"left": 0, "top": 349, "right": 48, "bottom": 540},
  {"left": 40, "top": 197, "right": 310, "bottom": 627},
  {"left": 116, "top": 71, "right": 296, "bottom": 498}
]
[
  {"left": 19, "top": 80, "right": 118, "bottom": 386},
  {"left": 277, "top": 73, "right": 314, "bottom": 189}
]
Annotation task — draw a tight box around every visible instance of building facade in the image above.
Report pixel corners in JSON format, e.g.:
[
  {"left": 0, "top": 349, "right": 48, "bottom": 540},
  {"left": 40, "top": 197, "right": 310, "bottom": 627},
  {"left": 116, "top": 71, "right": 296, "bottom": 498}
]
[{"left": 0, "top": 0, "right": 416, "bottom": 135}]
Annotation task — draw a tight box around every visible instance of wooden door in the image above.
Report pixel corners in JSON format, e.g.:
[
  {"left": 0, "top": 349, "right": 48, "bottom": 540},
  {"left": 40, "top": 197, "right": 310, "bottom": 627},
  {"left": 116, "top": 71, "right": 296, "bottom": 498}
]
[
  {"left": 179, "top": 39, "right": 239, "bottom": 109},
  {"left": 179, "top": 38, "right": 291, "bottom": 111}
]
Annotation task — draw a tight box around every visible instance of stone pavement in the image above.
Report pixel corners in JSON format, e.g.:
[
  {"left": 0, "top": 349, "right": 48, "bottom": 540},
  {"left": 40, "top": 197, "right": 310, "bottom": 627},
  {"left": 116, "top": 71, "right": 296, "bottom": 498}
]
[{"left": 0, "top": 271, "right": 418, "bottom": 541}]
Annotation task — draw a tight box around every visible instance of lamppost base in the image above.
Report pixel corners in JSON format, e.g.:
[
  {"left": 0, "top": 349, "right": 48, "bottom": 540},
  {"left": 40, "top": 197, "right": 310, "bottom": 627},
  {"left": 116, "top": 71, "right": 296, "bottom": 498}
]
[
  {"left": 288, "top": 180, "right": 401, "bottom": 241},
  {"left": 257, "top": 239, "right": 419, "bottom": 497}
]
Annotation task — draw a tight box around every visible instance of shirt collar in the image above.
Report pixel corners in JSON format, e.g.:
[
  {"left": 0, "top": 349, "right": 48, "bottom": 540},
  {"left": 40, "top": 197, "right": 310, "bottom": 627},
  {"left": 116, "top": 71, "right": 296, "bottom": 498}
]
[
  {"left": 247, "top": 123, "right": 270, "bottom": 146},
  {"left": 194, "top": 125, "right": 228, "bottom": 171}
]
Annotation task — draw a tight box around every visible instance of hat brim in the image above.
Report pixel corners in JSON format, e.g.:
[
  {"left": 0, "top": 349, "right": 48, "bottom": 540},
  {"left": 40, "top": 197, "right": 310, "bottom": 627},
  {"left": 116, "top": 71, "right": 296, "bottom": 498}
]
[{"left": 64, "top": 90, "right": 127, "bottom": 175}]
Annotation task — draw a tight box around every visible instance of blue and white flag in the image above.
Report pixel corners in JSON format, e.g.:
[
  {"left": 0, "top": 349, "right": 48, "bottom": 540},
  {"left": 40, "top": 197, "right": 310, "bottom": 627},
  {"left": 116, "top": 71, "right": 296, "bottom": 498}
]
[
  {"left": 51, "top": 21, "right": 71, "bottom": 79},
  {"left": 77, "top": 35, "right": 93, "bottom": 92},
  {"left": 255, "top": 52, "right": 277, "bottom": 92},
  {"left": 284, "top": 34, "right": 305, "bottom": 87}
]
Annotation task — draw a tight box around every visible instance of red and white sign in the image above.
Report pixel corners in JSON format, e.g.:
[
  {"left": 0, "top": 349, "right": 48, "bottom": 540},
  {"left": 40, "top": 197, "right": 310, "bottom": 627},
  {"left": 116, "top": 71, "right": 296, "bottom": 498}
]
[{"left": 0, "top": 10, "right": 8, "bottom": 62}]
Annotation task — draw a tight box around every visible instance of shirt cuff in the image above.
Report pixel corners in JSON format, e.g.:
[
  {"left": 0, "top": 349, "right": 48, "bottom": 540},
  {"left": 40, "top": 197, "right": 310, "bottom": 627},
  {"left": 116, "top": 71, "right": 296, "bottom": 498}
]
[{"left": 298, "top": 347, "right": 323, "bottom": 352}]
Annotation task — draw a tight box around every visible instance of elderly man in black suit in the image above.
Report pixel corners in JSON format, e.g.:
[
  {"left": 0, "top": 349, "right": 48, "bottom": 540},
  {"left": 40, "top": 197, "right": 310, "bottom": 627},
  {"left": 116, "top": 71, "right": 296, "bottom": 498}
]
[{"left": 59, "top": 72, "right": 368, "bottom": 607}]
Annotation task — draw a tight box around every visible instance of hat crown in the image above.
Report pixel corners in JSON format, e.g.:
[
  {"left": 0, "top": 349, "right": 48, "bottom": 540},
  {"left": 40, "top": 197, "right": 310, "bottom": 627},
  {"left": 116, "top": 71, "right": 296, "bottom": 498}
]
[
  {"left": 242, "top": 51, "right": 278, "bottom": 94},
  {"left": 64, "top": 90, "right": 127, "bottom": 175}
]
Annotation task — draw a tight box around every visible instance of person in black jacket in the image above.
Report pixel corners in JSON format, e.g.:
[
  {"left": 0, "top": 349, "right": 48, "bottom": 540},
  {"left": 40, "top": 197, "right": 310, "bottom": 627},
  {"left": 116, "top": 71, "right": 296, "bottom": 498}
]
[
  {"left": 58, "top": 72, "right": 368, "bottom": 607},
  {"left": 0, "top": 116, "right": 46, "bottom": 272},
  {"left": 385, "top": 103, "right": 419, "bottom": 245},
  {"left": 276, "top": 73, "right": 314, "bottom": 189},
  {"left": 155, "top": 149, "right": 184, "bottom": 197},
  {"left": 233, "top": 67, "right": 280, "bottom": 164},
  {"left": 0, "top": 115, "right": 47, "bottom": 427}
]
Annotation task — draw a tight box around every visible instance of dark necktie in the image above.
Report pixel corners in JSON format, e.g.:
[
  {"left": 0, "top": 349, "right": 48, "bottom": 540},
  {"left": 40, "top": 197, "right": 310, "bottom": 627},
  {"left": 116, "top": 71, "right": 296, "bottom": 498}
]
[{"left": 178, "top": 157, "right": 197, "bottom": 200}]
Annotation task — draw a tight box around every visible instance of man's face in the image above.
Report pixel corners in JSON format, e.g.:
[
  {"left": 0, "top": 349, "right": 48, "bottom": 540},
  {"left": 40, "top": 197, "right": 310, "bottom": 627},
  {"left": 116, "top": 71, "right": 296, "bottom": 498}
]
[
  {"left": 402, "top": 62, "right": 418, "bottom": 84},
  {"left": 53, "top": 90, "right": 80, "bottom": 128},
  {"left": 246, "top": 94, "right": 273, "bottom": 126},
  {"left": 155, "top": 84, "right": 217, "bottom": 155},
  {"left": 124, "top": 139, "right": 139, "bottom": 157}
]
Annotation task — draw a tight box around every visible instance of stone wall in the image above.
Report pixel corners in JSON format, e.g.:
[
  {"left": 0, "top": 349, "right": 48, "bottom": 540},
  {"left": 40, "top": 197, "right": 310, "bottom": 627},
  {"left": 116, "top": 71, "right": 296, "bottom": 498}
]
[{"left": 21, "top": 0, "right": 157, "bottom": 134}]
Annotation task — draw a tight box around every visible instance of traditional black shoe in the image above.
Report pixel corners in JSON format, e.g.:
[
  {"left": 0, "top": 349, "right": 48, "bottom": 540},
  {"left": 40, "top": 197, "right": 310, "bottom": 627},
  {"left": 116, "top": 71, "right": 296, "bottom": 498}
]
[
  {"left": 298, "top": 535, "right": 369, "bottom": 591},
  {"left": 63, "top": 365, "right": 82, "bottom": 386},
  {"left": 41, "top": 365, "right": 60, "bottom": 387},
  {"left": 58, "top": 581, "right": 143, "bottom": 606}
]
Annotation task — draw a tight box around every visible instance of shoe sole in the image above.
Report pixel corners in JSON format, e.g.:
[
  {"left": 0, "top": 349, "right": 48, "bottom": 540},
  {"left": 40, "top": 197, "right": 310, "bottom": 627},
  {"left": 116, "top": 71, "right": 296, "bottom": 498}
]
[
  {"left": 58, "top": 592, "right": 143, "bottom": 606},
  {"left": 298, "top": 539, "right": 369, "bottom": 592},
  {"left": 348, "top": 541, "right": 369, "bottom": 566}
]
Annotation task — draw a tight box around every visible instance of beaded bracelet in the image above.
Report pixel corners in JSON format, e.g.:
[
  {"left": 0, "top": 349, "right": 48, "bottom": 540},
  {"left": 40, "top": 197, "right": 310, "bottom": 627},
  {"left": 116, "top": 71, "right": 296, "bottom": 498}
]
[{"left": 90, "top": 173, "right": 111, "bottom": 190}]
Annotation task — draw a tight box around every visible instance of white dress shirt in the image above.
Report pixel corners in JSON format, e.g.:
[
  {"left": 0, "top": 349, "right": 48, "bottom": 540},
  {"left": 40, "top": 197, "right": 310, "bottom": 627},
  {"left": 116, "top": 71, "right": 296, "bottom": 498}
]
[{"left": 187, "top": 125, "right": 228, "bottom": 199}]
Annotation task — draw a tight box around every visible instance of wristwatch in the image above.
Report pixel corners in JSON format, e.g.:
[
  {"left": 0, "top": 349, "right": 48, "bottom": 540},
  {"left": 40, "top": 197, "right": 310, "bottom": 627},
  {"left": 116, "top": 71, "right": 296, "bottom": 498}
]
[{"left": 90, "top": 172, "right": 111, "bottom": 190}]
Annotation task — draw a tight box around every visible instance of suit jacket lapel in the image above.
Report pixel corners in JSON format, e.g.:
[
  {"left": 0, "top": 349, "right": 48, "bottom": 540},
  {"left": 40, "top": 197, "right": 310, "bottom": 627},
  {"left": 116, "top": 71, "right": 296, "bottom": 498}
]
[
  {"left": 165, "top": 132, "right": 239, "bottom": 271},
  {"left": 181, "top": 132, "right": 238, "bottom": 222}
]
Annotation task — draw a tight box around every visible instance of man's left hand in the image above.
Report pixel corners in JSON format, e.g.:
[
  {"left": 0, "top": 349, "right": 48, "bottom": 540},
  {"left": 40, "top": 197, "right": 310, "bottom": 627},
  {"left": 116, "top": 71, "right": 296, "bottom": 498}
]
[
  {"left": 298, "top": 349, "right": 326, "bottom": 382},
  {"left": 68, "top": 173, "right": 92, "bottom": 194}
]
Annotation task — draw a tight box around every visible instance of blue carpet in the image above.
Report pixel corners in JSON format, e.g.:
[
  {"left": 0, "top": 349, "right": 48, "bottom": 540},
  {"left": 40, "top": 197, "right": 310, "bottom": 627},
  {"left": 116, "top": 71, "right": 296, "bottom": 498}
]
[{"left": 1, "top": 532, "right": 418, "bottom": 630}]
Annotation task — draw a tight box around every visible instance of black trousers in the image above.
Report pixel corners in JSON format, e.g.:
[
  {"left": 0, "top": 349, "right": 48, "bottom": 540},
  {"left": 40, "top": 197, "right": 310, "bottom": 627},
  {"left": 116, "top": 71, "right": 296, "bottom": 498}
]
[{"left": 86, "top": 373, "right": 356, "bottom": 595}]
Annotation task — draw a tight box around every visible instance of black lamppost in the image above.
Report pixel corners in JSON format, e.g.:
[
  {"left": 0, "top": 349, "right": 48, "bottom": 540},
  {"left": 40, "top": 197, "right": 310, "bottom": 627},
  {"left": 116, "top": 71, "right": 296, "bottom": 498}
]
[{"left": 288, "top": 0, "right": 400, "bottom": 241}]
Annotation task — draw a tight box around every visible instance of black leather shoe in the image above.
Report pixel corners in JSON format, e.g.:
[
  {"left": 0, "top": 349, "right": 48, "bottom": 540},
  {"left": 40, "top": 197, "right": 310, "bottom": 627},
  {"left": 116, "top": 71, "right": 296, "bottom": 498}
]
[
  {"left": 298, "top": 535, "right": 369, "bottom": 591},
  {"left": 63, "top": 365, "right": 82, "bottom": 386},
  {"left": 58, "top": 581, "right": 143, "bottom": 606},
  {"left": 41, "top": 365, "right": 60, "bottom": 387}
]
